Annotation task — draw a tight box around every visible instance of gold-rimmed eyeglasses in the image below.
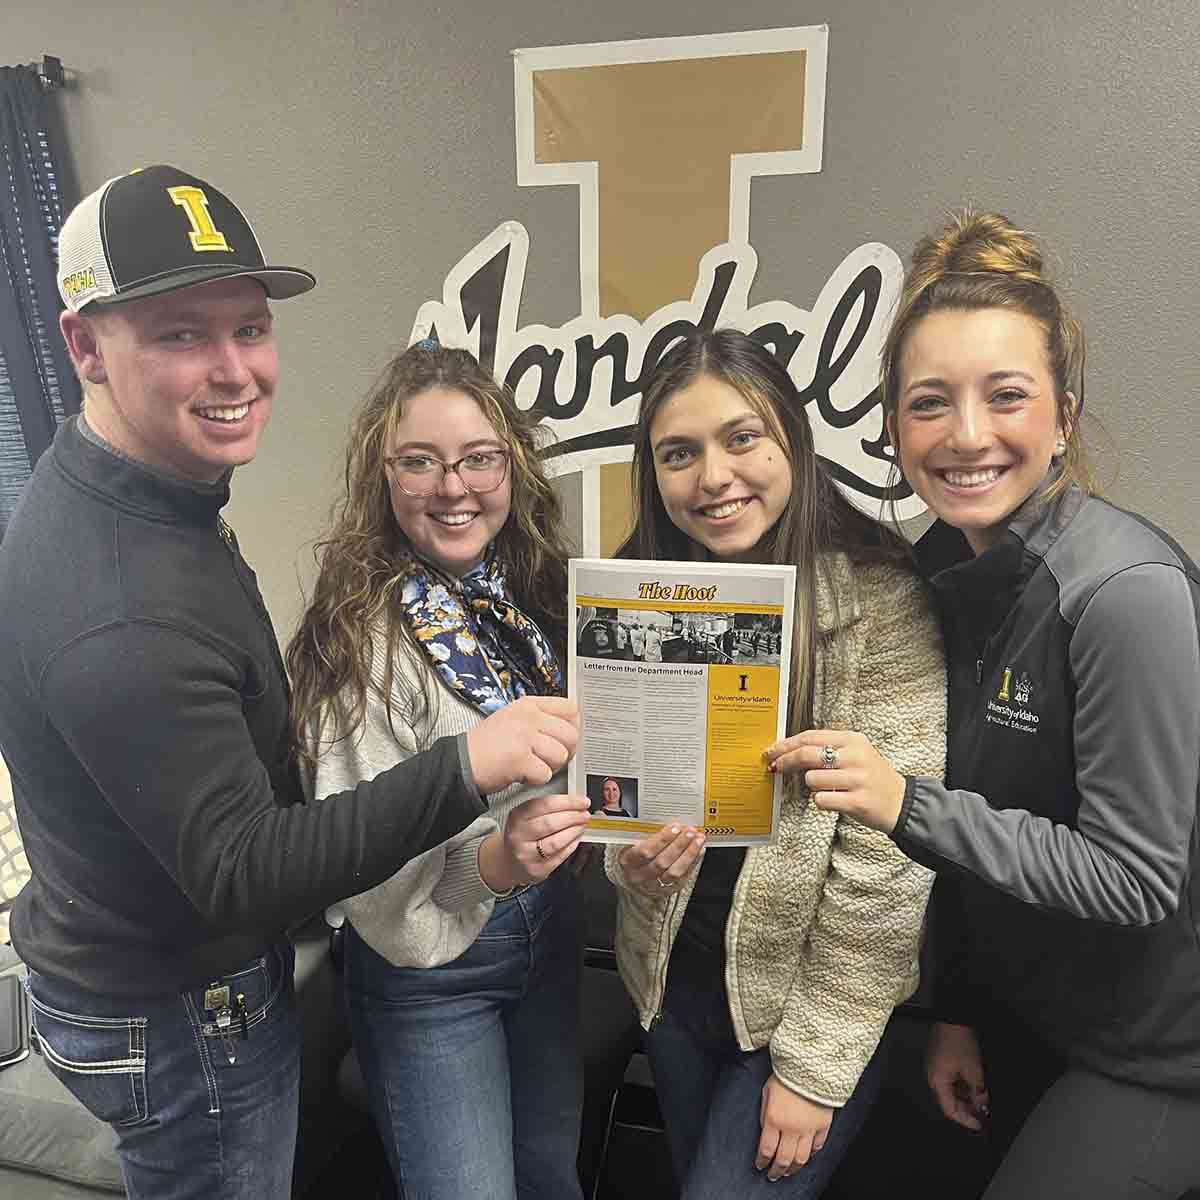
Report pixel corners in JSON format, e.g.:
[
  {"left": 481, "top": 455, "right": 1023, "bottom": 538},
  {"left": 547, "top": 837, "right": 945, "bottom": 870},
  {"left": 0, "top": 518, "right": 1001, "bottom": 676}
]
[{"left": 385, "top": 449, "right": 510, "bottom": 497}]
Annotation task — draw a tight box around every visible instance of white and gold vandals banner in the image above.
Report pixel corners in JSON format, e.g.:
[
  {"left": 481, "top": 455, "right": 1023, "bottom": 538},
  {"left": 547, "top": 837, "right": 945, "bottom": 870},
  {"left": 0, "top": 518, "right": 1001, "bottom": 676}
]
[{"left": 409, "top": 27, "right": 923, "bottom": 556}]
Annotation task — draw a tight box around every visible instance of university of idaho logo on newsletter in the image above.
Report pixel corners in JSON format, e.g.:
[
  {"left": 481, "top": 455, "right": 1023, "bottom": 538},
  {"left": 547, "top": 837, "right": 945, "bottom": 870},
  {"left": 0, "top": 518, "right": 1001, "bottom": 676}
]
[
  {"left": 408, "top": 26, "right": 925, "bottom": 557},
  {"left": 988, "top": 666, "right": 1039, "bottom": 734}
]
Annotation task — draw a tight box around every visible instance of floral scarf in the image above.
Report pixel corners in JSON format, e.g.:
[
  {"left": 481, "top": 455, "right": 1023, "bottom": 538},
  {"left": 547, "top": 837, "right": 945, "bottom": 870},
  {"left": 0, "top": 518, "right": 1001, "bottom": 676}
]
[{"left": 401, "top": 553, "right": 563, "bottom": 715}]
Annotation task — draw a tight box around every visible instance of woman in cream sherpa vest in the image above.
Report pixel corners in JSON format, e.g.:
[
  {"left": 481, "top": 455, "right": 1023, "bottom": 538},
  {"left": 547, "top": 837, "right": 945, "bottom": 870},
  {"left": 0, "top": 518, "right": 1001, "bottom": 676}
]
[{"left": 607, "top": 329, "right": 945, "bottom": 1198}]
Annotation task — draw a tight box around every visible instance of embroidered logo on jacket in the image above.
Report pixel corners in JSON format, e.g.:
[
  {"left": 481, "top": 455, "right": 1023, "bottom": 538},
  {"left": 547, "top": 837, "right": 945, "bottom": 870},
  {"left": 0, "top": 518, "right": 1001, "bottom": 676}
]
[{"left": 987, "top": 666, "right": 1039, "bottom": 734}]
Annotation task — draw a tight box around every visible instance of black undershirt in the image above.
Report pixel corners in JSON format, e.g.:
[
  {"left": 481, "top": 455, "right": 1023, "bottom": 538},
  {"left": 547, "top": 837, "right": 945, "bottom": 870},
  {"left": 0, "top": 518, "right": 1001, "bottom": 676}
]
[{"left": 667, "top": 846, "right": 746, "bottom": 985}]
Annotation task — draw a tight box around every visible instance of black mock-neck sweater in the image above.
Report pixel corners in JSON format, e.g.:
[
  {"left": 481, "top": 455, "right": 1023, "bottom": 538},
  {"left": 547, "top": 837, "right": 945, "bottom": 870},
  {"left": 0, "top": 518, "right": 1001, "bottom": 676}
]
[{"left": 0, "top": 418, "right": 482, "bottom": 996}]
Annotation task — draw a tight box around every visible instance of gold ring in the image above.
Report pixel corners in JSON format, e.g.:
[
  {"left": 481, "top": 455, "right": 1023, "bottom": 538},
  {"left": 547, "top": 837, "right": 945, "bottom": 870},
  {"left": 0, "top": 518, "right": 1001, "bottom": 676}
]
[{"left": 535, "top": 839, "right": 548, "bottom": 860}]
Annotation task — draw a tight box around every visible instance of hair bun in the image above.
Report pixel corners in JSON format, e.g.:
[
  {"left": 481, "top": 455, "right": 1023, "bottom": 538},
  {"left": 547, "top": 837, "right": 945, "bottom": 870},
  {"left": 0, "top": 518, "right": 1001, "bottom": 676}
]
[
  {"left": 913, "top": 209, "right": 1048, "bottom": 288},
  {"left": 881, "top": 206, "right": 1094, "bottom": 501}
]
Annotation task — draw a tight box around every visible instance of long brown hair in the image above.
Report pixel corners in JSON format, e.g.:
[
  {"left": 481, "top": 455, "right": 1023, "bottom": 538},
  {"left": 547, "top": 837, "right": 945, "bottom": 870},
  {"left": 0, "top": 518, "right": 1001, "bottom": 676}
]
[
  {"left": 880, "top": 209, "right": 1095, "bottom": 503},
  {"left": 287, "top": 342, "right": 572, "bottom": 763},
  {"left": 617, "top": 329, "right": 912, "bottom": 733}
]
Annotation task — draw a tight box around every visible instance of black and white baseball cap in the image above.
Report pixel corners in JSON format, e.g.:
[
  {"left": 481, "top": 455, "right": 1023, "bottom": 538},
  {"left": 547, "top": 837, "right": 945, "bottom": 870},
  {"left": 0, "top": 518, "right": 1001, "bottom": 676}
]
[{"left": 56, "top": 164, "right": 316, "bottom": 312}]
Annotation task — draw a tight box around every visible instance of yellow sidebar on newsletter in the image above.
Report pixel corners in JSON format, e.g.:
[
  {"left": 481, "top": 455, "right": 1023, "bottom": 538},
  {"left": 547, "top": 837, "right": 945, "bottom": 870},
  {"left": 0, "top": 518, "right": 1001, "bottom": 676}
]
[{"left": 704, "top": 665, "right": 778, "bottom": 837}]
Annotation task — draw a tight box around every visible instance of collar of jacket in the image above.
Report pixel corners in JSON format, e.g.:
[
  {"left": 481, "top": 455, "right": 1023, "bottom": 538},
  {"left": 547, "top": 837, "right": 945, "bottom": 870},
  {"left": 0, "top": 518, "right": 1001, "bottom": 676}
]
[
  {"left": 915, "top": 467, "right": 1085, "bottom": 605},
  {"left": 814, "top": 552, "right": 864, "bottom": 636},
  {"left": 53, "top": 416, "right": 232, "bottom": 527}
]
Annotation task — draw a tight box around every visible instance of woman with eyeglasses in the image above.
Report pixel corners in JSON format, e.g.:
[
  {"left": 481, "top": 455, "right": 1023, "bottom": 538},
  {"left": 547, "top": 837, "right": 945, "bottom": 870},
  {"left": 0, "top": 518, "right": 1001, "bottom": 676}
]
[{"left": 287, "top": 341, "right": 589, "bottom": 1200}]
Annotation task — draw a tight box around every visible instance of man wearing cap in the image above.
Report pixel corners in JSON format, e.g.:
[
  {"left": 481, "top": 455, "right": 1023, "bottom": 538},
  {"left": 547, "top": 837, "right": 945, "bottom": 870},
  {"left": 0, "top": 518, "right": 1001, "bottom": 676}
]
[{"left": 0, "top": 165, "right": 578, "bottom": 1199}]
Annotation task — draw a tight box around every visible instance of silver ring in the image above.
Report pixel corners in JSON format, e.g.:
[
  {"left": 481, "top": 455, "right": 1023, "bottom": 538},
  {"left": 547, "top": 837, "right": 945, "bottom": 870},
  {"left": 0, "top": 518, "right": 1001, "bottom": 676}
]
[
  {"left": 821, "top": 744, "right": 838, "bottom": 770},
  {"left": 535, "top": 839, "right": 548, "bottom": 860},
  {"left": 656, "top": 876, "right": 671, "bottom": 889}
]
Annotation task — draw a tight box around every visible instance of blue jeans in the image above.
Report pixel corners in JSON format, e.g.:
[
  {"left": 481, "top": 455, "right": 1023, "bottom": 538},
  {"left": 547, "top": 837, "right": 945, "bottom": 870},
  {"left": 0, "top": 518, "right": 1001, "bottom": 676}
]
[
  {"left": 25, "top": 942, "right": 299, "bottom": 1200},
  {"left": 645, "top": 974, "right": 887, "bottom": 1198},
  {"left": 346, "top": 867, "right": 584, "bottom": 1200}
]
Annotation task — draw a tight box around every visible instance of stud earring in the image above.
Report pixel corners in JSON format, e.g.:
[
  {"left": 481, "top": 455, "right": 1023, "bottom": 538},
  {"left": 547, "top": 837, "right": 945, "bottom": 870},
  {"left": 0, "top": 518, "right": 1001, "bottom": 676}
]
[{"left": 1054, "top": 439, "right": 1067, "bottom": 457}]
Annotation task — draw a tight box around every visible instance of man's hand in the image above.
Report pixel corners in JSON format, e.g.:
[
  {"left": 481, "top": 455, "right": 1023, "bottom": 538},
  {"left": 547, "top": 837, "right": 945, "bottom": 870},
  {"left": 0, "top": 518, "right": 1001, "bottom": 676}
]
[
  {"left": 926, "top": 1022, "right": 990, "bottom": 1131},
  {"left": 756, "top": 1074, "right": 834, "bottom": 1181},
  {"left": 465, "top": 697, "right": 579, "bottom": 795},
  {"left": 477, "top": 792, "right": 591, "bottom": 893}
]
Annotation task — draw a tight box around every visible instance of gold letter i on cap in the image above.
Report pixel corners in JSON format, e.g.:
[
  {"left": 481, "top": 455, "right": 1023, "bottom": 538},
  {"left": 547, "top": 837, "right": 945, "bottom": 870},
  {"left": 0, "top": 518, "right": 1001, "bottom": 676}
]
[{"left": 167, "top": 186, "right": 231, "bottom": 253}]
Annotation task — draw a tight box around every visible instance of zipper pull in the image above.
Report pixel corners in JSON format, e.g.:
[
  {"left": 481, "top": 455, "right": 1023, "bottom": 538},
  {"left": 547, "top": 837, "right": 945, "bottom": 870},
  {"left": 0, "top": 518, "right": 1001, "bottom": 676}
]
[{"left": 975, "top": 658, "right": 983, "bottom": 686}]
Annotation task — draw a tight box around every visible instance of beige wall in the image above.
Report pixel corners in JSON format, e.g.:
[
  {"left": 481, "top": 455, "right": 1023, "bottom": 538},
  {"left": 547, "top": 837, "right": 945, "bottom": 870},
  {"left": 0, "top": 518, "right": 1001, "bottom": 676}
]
[{"left": 7, "top": 0, "right": 1200, "bottom": 643}]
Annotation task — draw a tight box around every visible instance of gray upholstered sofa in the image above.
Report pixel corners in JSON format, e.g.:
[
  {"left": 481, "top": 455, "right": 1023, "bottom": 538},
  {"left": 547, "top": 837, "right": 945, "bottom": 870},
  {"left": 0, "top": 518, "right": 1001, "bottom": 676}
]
[
  {"left": 0, "top": 940, "right": 124, "bottom": 1198},
  {"left": 0, "top": 918, "right": 355, "bottom": 1199},
  {"left": 0, "top": 756, "right": 363, "bottom": 1198}
]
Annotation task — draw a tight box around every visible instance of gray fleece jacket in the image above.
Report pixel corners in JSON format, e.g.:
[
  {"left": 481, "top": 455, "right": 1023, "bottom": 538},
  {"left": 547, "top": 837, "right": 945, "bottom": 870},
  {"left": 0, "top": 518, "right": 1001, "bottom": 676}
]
[{"left": 897, "top": 481, "right": 1200, "bottom": 1090}]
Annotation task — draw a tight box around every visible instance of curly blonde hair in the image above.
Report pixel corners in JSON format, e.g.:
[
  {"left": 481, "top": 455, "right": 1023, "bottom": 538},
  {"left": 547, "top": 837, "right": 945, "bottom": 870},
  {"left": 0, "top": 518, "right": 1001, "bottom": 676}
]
[{"left": 287, "top": 343, "right": 571, "bottom": 764}]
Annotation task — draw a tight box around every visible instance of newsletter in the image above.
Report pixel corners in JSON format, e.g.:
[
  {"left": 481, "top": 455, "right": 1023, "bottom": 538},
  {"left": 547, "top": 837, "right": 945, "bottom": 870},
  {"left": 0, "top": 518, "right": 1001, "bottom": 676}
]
[{"left": 569, "top": 558, "right": 795, "bottom": 845}]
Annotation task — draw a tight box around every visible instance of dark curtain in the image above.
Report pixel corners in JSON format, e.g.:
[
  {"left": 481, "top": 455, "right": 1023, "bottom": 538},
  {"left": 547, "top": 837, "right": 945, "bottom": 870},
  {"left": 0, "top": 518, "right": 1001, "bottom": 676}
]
[{"left": 0, "top": 64, "right": 79, "bottom": 539}]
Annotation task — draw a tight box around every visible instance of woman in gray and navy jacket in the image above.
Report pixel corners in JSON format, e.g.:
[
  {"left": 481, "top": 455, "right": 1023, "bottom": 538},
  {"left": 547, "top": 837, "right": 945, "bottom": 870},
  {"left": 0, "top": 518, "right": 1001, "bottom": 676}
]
[{"left": 766, "top": 211, "right": 1200, "bottom": 1198}]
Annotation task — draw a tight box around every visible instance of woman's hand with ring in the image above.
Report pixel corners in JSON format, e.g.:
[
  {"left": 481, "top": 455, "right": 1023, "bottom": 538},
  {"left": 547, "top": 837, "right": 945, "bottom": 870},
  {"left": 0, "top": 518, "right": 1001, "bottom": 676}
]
[
  {"left": 763, "top": 730, "right": 906, "bottom": 834},
  {"left": 616, "top": 823, "right": 705, "bottom": 896},
  {"left": 478, "top": 792, "right": 591, "bottom": 893}
]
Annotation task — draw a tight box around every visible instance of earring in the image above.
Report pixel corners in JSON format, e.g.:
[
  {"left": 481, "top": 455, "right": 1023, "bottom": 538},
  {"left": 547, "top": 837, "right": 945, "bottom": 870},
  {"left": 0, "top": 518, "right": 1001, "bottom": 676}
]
[{"left": 1054, "top": 438, "right": 1067, "bottom": 457}]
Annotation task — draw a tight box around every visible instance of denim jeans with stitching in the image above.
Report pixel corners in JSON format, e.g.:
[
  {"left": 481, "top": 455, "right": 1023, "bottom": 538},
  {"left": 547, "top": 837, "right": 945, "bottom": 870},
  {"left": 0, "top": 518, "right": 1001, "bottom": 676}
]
[
  {"left": 645, "top": 971, "right": 887, "bottom": 1199},
  {"left": 345, "top": 866, "right": 583, "bottom": 1200},
  {"left": 25, "top": 941, "right": 299, "bottom": 1200}
]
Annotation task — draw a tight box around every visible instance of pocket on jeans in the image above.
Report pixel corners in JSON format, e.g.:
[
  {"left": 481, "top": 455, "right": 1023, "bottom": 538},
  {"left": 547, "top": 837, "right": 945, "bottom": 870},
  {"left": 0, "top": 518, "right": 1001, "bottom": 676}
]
[
  {"left": 26, "top": 985, "right": 148, "bottom": 1127},
  {"left": 191, "top": 945, "right": 292, "bottom": 1050}
]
